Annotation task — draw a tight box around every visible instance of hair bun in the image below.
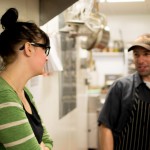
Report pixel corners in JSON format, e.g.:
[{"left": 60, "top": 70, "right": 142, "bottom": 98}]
[{"left": 1, "top": 8, "right": 18, "bottom": 29}]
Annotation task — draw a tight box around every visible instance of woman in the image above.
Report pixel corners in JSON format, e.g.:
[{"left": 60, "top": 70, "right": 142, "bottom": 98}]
[{"left": 0, "top": 8, "right": 53, "bottom": 150}]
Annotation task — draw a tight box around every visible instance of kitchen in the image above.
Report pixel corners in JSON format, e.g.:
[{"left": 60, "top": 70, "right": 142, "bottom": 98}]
[{"left": 0, "top": 0, "right": 150, "bottom": 150}]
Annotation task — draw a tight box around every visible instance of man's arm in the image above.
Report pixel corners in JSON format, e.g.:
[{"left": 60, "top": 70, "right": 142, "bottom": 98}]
[{"left": 99, "top": 124, "right": 114, "bottom": 150}]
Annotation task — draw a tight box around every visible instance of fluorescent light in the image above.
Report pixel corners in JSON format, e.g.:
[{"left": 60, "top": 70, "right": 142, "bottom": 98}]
[
  {"left": 99, "top": 0, "right": 145, "bottom": 2},
  {"left": 107, "top": 0, "right": 144, "bottom": 2}
]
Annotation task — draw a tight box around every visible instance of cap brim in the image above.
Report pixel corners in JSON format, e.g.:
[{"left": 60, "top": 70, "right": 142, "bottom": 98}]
[{"left": 128, "top": 43, "right": 150, "bottom": 51}]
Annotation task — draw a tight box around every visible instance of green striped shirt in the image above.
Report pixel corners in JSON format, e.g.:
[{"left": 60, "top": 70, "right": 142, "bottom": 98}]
[{"left": 0, "top": 77, "right": 53, "bottom": 150}]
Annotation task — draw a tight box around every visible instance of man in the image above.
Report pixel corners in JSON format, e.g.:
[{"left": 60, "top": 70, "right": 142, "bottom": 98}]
[{"left": 98, "top": 34, "right": 150, "bottom": 150}]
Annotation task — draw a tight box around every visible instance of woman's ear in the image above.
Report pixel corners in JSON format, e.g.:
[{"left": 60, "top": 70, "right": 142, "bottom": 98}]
[{"left": 24, "top": 42, "right": 33, "bottom": 57}]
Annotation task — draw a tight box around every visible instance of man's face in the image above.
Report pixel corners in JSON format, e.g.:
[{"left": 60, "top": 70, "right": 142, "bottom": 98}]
[{"left": 133, "top": 47, "right": 150, "bottom": 79}]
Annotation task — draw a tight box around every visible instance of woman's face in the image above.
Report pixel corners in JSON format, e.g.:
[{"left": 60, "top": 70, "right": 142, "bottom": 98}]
[{"left": 30, "top": 41, "right": 49, "bottom": 76}]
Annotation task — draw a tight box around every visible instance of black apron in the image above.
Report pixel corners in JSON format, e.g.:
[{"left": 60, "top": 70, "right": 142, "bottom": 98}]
[{"left": 115, "top": 88, "right": 150, "bottom": 150}]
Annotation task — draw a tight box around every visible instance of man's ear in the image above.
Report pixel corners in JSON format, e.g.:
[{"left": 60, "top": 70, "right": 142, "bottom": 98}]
[{"left": 24, "top": 42, "right": 34, "bottom": 57}]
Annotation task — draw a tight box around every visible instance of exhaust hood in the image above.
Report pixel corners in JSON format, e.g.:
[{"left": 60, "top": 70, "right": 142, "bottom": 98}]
[{"left": 39, "top": 0, "right": 78, "bottom": 25}]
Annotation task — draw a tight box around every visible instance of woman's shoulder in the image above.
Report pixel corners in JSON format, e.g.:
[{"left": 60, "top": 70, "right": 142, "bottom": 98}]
[
  {"left": 0, "top": 77, "right": 11, "bottom": 91},
  {"left": 0, "top": 77, "right": 22, "bottom": 105}
]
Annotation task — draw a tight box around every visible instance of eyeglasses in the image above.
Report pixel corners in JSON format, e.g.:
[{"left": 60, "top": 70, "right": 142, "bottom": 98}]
[{"left": 19, "top": 42, "right": 50, "bottom": 56}]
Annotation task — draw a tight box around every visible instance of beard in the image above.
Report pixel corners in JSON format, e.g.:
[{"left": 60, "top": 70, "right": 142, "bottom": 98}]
[{"left": 136, "top": 66, "right": 150, "bottom": 77}]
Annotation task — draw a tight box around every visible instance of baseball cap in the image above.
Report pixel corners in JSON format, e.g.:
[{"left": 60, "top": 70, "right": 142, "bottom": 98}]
[{"left": 128, "top": 34, "right": 150, "bottom": 51}]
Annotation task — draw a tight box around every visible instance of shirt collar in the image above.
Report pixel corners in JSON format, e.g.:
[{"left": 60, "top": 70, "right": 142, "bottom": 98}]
[{"left": 134, "top": 72, "right": 143, "bottom": 88}]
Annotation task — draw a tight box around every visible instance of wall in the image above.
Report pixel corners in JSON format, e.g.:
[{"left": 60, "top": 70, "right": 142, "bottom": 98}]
[
  {"left": 106, "top": 14, "right": 150, "bottom": 46},
  {"left": 0, "top": 0, "right": 39, "bottom": 32},
  {"left": 93, "top": 52, "right": 125, "bottom": 86}
]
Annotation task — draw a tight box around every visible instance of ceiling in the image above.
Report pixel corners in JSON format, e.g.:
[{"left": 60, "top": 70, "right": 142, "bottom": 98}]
[{"left": 99, "top": 0, "right": 150, "bottom": 15}]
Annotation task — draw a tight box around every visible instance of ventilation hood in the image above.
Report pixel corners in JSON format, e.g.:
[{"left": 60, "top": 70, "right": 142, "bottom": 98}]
[{"left": 39, "top": 0, "right": 78, "bottom": 25}]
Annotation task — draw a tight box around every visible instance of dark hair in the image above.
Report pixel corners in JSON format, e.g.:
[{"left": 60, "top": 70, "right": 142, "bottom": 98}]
[{"left": 0, "top": 8, "right": 50, "bottom": 66}]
